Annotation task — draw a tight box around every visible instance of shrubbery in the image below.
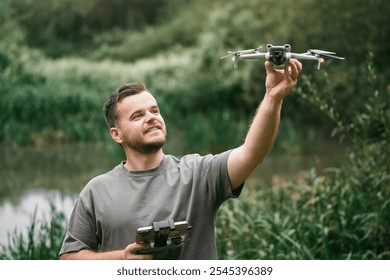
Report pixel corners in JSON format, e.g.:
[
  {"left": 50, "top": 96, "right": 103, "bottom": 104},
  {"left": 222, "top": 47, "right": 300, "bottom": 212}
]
[
  {"left": 1, "top": 0, "right": 389, "bottom": 151},
  {"left": 0, "top": 205, "right": 67, "bottom": 260}
]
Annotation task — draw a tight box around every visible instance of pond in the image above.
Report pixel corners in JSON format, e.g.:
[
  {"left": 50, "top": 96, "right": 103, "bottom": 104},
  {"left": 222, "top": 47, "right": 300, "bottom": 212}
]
[
  {"left": 0, "top": 143, "right": 119, "bottom": 245},
  {"left": 0, "top": 143, "right": 345, "bottom": 245}
]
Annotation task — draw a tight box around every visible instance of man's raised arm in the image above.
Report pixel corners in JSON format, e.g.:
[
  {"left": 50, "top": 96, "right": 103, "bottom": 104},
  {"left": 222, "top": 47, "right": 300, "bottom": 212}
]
[{"left": 228, "top": 59, "right": 302, "bottom": 189}]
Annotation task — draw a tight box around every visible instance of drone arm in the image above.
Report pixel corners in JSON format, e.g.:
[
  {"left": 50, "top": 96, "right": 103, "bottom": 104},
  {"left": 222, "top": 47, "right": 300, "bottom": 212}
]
[
  {"left": 290, "top": 53, "right": 322, "bottom": 69},
  {"left": 238, "top": 53, "right": 268, "bottom": 60},
  {"left": 290, "top": 53, "right": 319, "bottom": 62}
]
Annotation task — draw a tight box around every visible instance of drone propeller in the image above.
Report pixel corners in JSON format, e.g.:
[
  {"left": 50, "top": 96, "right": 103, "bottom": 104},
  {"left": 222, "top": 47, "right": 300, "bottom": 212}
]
[
  {"left": 235, "top": 46, "right": 263, "bottom": 54},
  {"left": 308, "top": 49, "right": 345, "bottom": 60},
  {"left": 220, "top": 46, "right": 263, "bottom": 59},
  {"left": 220, "top": 52, "right": 238, "bottom": 59},
  {"left": 219, "top": 53, "right": 241, "bottom": 68}
]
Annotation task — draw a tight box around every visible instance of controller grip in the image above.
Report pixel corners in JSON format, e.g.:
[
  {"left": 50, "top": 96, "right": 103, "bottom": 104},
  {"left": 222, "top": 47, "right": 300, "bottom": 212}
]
[{"left": 136, "top": 243, "right": 183, "bottom": 260}]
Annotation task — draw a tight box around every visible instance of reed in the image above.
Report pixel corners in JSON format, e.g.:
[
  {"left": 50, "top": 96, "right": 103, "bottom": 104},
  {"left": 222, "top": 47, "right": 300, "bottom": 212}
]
[
  {"left": 1, "top": 162, "right": 388, "bottom": 260},
  {"left": 0, "top": 204, "right": 66, "bottom": 260},
  {"left": 216, "top": 168, "right": 390, "bottom": 260}
]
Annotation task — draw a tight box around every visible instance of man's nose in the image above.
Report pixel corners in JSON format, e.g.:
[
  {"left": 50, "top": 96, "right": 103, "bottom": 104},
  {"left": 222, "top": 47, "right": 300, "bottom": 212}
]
[{"left": 145, "top": 111, "right": 157, "bottom": 123}]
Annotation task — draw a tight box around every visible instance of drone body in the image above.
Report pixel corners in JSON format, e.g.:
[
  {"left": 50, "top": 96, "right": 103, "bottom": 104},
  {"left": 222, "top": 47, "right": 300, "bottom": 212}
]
[{"left": 221, "top": 44, "right": 345, "bottom": 70}]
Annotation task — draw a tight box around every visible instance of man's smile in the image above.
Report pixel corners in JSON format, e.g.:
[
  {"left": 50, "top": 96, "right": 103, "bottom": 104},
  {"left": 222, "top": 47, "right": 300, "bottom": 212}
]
[{"left": 144, "top": 126, "right": 161, "bottom": 134}]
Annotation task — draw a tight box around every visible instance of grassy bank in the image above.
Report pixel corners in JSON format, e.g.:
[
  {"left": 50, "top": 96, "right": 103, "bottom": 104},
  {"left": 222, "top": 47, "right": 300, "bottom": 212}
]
[
  {"left": 216, "top": 167, "right": 390, "bottom": 259},
  {"left": 0, "top": 204, "right": 66, "bottom": 260},
  {"left": 1, "top": 162, "right": 389, "bottom": 260}
]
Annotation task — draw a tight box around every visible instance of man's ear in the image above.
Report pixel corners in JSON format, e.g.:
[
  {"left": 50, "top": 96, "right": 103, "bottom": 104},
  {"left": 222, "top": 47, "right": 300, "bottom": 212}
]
[{"left": 110, "top": 127, "right": 123, "bottom": 145}]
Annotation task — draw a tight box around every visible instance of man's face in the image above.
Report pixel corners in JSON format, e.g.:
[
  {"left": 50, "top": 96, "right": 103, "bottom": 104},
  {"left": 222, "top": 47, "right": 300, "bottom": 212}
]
[{"left": 111, "top": 91, "right": 167, "bottom": 154}]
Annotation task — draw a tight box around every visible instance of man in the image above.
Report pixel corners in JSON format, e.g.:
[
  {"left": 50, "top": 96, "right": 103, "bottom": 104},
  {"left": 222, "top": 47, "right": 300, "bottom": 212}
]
[{"left": 60, "top": 59, "right": 302, "bottom": 260}]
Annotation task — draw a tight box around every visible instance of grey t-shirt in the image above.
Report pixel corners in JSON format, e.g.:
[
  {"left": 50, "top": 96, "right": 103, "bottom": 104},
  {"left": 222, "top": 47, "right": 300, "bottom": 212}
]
[{"left": 60, "top": 150, "right": 242, "bottom": 259}]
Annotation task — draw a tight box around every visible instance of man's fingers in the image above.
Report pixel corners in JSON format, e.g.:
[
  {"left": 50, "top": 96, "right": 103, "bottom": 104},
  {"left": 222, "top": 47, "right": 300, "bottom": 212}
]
[
  {"left": 125, "top": 242, "right": 154, "bottom": 260},
  {"left": 286, "top": 59, "right": 302, "bottom": 81},
  {"left": 264, "top": 61, "right": 277, "bottom": 74},
  {"left": 137, "top": 253, "right": 154, "bottom": 260},
  {"left": 134, "top": 244, "right": 154, "bottom": 260}
]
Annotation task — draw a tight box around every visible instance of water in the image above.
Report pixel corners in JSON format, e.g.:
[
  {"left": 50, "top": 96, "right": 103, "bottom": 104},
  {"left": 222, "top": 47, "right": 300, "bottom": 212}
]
[
  {"left": 0, "top": 190, "right": 76, "bottom": 244},
  {"left": 0, "top": 143, "right": 345, "bottom": 245},
  {"left": 0, "top": 143, "right": 120, "bottom": 245}
]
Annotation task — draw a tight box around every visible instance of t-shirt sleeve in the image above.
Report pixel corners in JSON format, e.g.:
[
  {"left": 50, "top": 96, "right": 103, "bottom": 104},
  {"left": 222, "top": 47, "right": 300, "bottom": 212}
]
[
  {"left": 59, "top": 190, "right": 99, "bottom": 256},
  {"left": 204, "top": 150, "right": 244, "bottom": 209}
]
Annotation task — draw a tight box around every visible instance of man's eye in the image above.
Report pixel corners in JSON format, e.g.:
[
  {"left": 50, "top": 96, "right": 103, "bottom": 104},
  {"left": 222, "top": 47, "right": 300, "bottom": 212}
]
[{"left": 132, "top": 114, "right": 141, "bottom": 120}]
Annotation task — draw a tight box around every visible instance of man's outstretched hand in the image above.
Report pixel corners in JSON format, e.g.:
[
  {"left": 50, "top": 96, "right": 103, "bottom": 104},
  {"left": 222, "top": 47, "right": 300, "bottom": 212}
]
[{"left": 264, "top": 59, "right": 302, "bottom": 101}]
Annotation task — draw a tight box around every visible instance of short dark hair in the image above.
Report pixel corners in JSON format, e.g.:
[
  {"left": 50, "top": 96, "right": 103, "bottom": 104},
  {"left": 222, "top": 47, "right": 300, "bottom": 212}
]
[{"left": 103, "top": 82, "right": 149, "bottom": 128}]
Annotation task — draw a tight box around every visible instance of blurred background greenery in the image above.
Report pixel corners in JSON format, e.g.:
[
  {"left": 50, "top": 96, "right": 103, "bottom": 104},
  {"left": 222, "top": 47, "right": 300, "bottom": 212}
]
[{"left": 0, "top": 0, "right": 389, "bottom": 259}]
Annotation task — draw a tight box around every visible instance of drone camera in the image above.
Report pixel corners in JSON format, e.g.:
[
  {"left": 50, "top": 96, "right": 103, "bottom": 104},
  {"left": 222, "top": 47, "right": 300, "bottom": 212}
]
[{"left": 267, "top": 44, "right": 290, "bottom": 66}]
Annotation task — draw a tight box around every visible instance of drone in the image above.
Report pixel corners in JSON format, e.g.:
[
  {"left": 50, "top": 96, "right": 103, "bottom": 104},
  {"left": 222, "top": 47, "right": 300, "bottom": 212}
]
[{"left": 221, "top": 44, "right": 345, "bottom": 70}]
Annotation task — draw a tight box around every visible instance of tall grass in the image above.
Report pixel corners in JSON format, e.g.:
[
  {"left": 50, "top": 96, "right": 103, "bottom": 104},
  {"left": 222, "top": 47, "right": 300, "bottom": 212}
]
[
  {"left": 0, "top": 204, "right": 66, "bottom": 260},
  {"left": 216, "top": 168, "right": 390, "bottom": 260},
  {"left": 2, "top": 163, "right": 388, "bottom": 260}
]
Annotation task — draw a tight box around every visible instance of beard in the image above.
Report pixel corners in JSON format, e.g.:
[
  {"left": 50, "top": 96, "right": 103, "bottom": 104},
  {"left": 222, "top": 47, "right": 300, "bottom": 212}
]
[{"left": 124, "top": 130, "right": 167, "bottom": 154}]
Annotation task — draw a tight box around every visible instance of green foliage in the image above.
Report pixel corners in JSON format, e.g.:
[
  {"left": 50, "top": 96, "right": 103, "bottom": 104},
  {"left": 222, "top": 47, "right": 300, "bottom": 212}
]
[
  {"left": 0, "top": 81, "right": 107, "bottom": 145},
  {"left": 216, "top": 164, "right": 389, "bottom": 259},
  {"left": 91, "top": 4, "right": 208, "bottom": 62},
  {"left": 1, "top": 0, "right": 389, "bottom": 151},
  {"left": 8, "top": 0, "right": 183, "bottom": 57},
  {"left": 0, "top": 3, "right": 44, "bottom": 90},
  {"left": 170, "top": 110, "right": 248, "bottom": 155},
  {"left": 0, "top": 204, "right": 67, "bottom": 260}
]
